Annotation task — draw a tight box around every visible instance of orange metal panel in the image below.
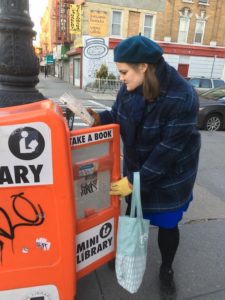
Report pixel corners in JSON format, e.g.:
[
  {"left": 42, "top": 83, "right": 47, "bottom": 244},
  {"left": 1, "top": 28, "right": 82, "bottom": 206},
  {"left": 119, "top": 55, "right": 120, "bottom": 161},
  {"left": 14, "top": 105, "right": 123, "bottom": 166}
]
[
  {"left": 0, "top": 100, "right": 76, "bottom": 300},
  {"left": 70, "top": 124, "right": 121, "bottom": 280}
]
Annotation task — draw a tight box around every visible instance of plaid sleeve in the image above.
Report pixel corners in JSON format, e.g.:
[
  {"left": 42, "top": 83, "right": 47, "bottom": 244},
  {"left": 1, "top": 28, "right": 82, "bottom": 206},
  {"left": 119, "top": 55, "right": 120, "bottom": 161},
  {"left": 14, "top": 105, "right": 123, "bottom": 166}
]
[{"left": 139, "top": 92, "right": 200, "bottom": 190}]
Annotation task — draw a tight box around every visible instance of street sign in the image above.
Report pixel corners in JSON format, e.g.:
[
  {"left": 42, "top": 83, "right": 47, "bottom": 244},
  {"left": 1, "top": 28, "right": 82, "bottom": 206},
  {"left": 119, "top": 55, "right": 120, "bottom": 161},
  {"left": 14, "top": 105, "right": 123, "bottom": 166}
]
[{"left": 45, "top": 55, "right": 54, "bottom": 65}]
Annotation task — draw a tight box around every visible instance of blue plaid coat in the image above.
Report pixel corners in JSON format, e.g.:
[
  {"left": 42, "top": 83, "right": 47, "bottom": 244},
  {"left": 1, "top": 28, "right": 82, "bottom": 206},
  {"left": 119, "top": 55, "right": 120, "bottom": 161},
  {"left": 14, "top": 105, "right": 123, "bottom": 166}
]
[{"left": 99, "top": 58, "right": 201, "bottom": 212}]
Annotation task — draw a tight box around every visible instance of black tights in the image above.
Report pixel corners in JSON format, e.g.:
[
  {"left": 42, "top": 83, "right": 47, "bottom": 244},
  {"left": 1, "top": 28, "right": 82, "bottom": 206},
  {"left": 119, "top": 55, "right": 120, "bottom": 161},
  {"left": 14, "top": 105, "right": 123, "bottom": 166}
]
[{"left": 158, "top": 226, "right": 180, "bottom": 269}]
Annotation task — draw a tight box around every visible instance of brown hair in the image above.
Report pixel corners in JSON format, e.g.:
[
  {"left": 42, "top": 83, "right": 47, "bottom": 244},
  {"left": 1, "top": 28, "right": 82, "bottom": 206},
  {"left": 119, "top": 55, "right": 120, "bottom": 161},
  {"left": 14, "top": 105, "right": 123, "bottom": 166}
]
[
  {"left": 128, "top": 63, "right": 160, "bottom": 101},
  {"left": 143, "top": 64, "right": 160, "bottom": 101}
]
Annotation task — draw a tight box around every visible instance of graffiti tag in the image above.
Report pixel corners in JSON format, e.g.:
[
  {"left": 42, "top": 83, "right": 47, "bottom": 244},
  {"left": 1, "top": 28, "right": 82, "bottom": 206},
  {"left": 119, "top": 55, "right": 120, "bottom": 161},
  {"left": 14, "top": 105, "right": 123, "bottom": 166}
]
[{"left": 0, "top": 192, "right": 44, "bottom": 263}]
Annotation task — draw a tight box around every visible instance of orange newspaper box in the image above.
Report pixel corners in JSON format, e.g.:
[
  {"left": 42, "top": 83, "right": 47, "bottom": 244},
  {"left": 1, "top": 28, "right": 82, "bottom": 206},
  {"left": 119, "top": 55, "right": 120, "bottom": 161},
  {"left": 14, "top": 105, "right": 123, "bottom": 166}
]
[
  {"left": 70, "top": 124, "right": 120, "bottom": 279},
  {"left": 0, "top": 100, "right": 76, "bottom": 300}
]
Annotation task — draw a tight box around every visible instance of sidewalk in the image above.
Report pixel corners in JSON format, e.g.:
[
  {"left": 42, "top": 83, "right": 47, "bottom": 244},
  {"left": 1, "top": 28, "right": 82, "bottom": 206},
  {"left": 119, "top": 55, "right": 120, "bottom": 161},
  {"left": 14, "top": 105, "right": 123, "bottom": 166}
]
[
  {"left": 37, "top": 74, "right": 116, "bottom": 101},
  {"left": 77, "top": 221, "right": 225, "bottom": 300},
  {"left": 38, "top": 75, "right": 225, "bottom": 300},
  {"left": 76, "top": 186, "right": 225, "bottom": 300}
]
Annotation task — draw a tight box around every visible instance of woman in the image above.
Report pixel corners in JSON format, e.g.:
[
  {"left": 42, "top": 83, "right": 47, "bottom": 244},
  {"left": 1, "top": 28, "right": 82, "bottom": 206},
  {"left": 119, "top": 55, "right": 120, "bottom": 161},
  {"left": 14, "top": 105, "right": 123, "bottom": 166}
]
[{"left": 88, "top": 35, "right": 201, "bottom": 298}]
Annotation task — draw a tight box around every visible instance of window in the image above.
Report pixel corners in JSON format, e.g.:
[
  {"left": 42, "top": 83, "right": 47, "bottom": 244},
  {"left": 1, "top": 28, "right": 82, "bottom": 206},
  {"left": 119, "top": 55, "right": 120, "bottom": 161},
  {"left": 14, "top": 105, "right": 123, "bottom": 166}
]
[
  {"left": 178, "top": 17, "right": 190, "bottom": 43},
  {"left": 127, "top": 11, "right": 140, "bottom": 36},
  {"left": 200, "top": 79, "right": 212, "bottom": 88},
  {"left": 213, "top": 80, "right": 225, "bottom": 88},
  {"left": 178, "top": 8, "right": 191, "bottom": 43},
  {"left": 189, "top": 78, "right": 200, "bottom": 88},
  {"left": 111, "top": 10, "right": 122, "bottom": 36},
  {"left": 143, "top": 14, "right": 153, "bottom": 39},
  {"left": 194, "top": 20, "right": 205, "bottom": 44},
  {"left": 198, "top": 0, "right": 208, "bottom": 4}
]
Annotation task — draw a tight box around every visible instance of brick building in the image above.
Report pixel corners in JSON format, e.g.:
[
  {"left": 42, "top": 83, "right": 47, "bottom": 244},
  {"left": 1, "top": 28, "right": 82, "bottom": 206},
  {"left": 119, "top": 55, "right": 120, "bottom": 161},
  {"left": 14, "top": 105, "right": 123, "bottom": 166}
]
[
  {"left": 156, "top": 0, "right": 225, "bottom": 78},
  {"left": 156, "top": 0, "right": 225, "bottom": 46},
  {"left": 40, "top": 0, "right": 225, "bottom": 88}
]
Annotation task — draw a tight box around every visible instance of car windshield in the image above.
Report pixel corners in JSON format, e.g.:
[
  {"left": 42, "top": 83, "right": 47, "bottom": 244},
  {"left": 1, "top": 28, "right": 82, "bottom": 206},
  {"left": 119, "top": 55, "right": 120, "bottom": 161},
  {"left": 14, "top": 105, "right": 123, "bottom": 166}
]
[{"left": 200, "top": 86, "right": 225, "bottom": 100}]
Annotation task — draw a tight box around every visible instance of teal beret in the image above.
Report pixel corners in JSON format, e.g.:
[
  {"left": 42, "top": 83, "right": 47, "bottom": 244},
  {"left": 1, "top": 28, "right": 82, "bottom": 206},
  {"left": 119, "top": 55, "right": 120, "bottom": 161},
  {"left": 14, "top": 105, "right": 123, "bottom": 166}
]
[{"left": 114, "top": 35, "right": 163, "bottom": 64}]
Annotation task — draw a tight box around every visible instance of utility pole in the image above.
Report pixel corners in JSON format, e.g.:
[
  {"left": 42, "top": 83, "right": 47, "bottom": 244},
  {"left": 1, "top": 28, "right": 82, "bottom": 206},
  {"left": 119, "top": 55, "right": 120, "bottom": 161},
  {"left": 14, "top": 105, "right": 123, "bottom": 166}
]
[{"left": 0, "top": 0, "right": 44, "bottom": 107}]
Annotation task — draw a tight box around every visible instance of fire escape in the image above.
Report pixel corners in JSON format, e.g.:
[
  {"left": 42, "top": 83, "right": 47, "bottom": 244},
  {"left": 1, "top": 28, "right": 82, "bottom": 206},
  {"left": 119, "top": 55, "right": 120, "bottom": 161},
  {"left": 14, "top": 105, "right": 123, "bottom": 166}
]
[{"left": 52, "top": 0, "right": 73, "bottom": 48}]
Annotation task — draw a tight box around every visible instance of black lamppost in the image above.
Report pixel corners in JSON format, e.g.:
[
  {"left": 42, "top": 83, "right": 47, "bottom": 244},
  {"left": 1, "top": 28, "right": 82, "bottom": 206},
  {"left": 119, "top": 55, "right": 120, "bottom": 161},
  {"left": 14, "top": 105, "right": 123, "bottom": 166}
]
[{"left": 0, "top": 0, "right": 45, "bottom": 107}]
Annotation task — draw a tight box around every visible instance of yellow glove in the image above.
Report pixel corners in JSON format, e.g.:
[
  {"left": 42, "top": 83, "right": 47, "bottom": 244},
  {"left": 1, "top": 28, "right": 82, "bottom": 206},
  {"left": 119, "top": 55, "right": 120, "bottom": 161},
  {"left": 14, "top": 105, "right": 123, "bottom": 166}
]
[{"left": 110, "top": 177, "right": 133, "bottom": 197}]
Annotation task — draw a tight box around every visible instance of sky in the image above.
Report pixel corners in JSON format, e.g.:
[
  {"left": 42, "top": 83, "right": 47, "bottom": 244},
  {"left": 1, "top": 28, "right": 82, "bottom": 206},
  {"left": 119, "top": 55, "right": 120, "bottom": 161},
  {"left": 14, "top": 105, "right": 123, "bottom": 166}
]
[{"left": 29, "top": 0, "right": 48, "bottom": 46}]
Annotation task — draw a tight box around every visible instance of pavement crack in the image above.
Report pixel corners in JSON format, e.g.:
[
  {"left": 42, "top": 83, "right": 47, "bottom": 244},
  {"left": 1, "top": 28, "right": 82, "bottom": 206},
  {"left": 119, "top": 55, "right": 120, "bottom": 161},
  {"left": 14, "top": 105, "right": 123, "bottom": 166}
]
[
  {"left": 183, "top": 287, "right": 225, "bottom": 299},
  {"left": 182, "top": 218, "right": 225, "bottom": 225},
  {"left": 94, "top": 270, "right": 106, "bottom": 300}
]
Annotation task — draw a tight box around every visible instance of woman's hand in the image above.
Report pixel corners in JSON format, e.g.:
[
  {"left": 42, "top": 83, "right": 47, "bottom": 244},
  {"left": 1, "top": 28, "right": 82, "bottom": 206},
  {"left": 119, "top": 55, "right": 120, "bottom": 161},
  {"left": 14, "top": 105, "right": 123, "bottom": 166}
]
[
  {"left": 110, "top": 177, "right": 133, "bottom": 197},
  {"left": 87, "top": 108, "right": 101, "bottom": 126}
]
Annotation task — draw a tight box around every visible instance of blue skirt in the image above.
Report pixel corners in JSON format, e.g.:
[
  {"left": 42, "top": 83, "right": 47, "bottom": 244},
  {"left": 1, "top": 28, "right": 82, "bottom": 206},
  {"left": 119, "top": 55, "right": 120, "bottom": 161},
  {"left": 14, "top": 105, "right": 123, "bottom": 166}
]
[{"left": 143, "top": 194, "right": 193, "bottom": 229}]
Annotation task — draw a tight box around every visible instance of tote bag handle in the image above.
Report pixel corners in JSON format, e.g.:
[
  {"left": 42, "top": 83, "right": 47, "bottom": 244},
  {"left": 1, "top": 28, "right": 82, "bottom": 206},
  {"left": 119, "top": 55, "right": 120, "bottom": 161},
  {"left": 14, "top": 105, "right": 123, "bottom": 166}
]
[{"left": 130, "top": 172, "right": 143, "bottom": 218}]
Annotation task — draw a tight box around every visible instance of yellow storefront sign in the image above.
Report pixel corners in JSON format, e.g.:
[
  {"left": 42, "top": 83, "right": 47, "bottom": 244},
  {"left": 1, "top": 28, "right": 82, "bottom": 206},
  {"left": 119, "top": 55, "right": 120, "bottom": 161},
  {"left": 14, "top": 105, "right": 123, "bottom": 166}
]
[
  {"left": 70, "top": 4, "right": 82, "bottom": 35},
  {"left": 89, "top": 11, "right": 108, "bottom": 37}
]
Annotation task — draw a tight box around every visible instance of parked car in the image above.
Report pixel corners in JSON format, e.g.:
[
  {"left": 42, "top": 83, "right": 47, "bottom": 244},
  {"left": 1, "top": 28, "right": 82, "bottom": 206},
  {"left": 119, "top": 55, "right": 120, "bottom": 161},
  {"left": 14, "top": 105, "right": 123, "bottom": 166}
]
[
  {"left": 187, "top": 77, "right": 225, "bottom": 94},
  {"left": 197, "top": 86, "right": 225, "bottom": 131}
]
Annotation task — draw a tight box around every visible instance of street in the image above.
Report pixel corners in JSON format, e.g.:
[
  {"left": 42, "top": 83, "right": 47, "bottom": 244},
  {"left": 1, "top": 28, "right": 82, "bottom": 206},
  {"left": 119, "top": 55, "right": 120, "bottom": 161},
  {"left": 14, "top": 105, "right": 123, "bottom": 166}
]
[
  {"left": 196, "top": 130, "right": 225, "bottom": 202},
  {"left": 38, "top": 74, "right": 225, "bottom": 300}
]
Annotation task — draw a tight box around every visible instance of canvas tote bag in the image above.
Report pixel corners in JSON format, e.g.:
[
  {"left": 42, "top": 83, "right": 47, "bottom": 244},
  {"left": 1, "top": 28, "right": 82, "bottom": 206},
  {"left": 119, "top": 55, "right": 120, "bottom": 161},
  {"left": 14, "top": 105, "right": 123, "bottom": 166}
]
[{"left": 115, "top": 172, "right": 150, "bottom": 293}]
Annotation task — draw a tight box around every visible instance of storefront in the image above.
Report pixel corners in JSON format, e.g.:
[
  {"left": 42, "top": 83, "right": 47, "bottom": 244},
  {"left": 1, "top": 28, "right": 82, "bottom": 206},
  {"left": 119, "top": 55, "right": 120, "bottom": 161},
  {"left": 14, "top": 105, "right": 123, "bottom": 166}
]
[
  {"left": 63, "top": 37, "right": 225, "bottom": 89},
  {"left": 66, "top": 48, "right": 82, "bottom": 88}
]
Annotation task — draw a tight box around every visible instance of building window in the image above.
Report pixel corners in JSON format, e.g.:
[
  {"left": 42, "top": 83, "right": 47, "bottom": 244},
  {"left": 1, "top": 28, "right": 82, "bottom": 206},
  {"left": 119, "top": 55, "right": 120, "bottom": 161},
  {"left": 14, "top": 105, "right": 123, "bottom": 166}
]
[
  {"left": 178, "top": 8, "right": 192, "bottom": 43},
  {"left": 143, "top": 14, "right": 153, "bottom": 38},
  {"left": 178, "top": 17, "right": 190, "bottom": 43},
  {"left": 198, "top": 0, "right": 208, "bottom": 4},
  {"left": 194, "top": 20, "right": 205, "bottom": 44},
  {"left": 127, "top": 11, "right": 140, "bottom": 36},
  {"left": 111, "top": 10, "right": 122, "bottom": 36}
]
